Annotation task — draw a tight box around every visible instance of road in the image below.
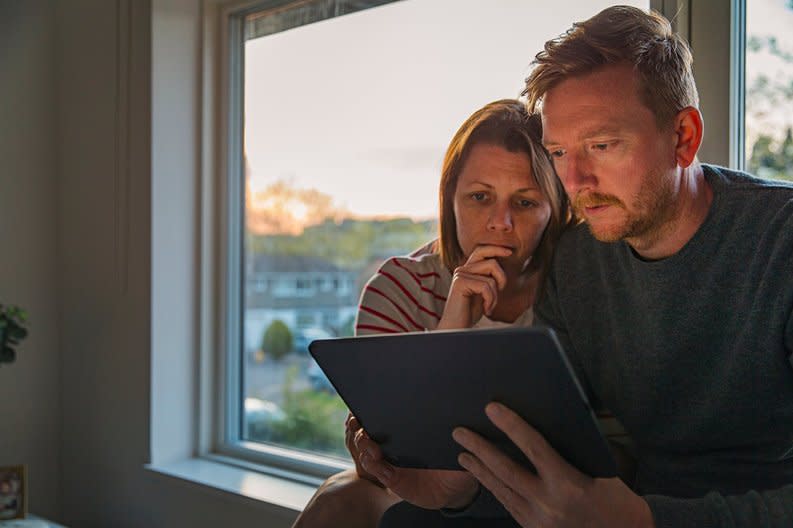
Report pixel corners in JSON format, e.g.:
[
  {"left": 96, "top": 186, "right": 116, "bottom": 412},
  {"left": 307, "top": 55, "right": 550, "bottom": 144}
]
[{"left": 244, "top": 352, "right": 313, "bottom": 406}]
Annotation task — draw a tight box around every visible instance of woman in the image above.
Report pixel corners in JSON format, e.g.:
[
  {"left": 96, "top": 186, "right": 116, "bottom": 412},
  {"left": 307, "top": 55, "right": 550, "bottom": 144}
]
[{"left": 292, "top": 99, "right": 573, "bottom": 528}]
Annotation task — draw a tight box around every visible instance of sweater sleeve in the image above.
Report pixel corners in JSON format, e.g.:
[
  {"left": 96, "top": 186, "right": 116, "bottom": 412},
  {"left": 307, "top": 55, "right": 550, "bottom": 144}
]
[{"left": 645, "top": 485, "right": 793, "bottom": 527}]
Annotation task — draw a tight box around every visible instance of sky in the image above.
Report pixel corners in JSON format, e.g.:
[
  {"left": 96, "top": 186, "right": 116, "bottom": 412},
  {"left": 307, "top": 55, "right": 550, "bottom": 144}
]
[
  {"left": 243, "top": 0, "right": 791, "bottom": 225},
  {"left": 244, "top": 0, "right": 646, "bottom": 223},
  {"left": 745, "top": 0, "right": 793, "bottom": 150}
]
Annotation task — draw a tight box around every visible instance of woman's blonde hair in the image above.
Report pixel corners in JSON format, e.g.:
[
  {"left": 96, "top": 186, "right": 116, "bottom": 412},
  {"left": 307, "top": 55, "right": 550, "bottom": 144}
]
[
  {"left": 524, "top": 5, "right": 698, "bottom": 128},
  {"left": 437, "top": 99, "right": 573, "bottom": 283}
]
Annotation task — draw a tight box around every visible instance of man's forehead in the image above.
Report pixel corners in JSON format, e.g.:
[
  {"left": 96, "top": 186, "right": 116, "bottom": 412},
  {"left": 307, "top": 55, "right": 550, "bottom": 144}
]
[
  {"left": 540, "top": 78, "right": 648, "bottom": 142},
  {"left": 540, "top": 104, "right": 627, "bottom": 144}
]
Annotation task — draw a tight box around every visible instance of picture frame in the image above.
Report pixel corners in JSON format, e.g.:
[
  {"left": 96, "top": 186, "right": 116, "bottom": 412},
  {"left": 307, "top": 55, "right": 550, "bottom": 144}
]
[{"left": 0, "top": 465, "right": 27, "bottom": 520}]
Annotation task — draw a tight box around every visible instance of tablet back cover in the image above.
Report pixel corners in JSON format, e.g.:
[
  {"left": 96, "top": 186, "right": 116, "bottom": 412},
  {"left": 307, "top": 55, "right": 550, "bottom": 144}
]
[{"left": 310, "top": 327, "right": 616, "bottom": 478}]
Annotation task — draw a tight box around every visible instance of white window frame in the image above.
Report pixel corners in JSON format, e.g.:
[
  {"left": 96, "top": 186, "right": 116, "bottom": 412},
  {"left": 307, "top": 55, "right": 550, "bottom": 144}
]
[
  {"left": 195, "top": 0, "right": 744, "bottom": 486},
  {"left": 208, "top": 0, "right": 416, "bottom": 484}
]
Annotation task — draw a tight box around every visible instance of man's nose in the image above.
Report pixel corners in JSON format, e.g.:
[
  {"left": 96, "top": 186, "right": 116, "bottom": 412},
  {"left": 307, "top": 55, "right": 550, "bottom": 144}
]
[
  {"left": 557, "top": 152, "right": 596, "bottom": 196},
  {"left": 487, "top": 202, "right": 513, "bottom": 232}
]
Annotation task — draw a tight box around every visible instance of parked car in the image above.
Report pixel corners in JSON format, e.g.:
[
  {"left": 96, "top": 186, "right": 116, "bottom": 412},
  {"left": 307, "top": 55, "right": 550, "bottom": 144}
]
[
  {"left": 293, "top": 327, "right": 334, "bottom": 355},
  {"left": 307, "top": 358, "right": 336, "bottom": 393},
  {"left": 244, "top": 397, "right": 286, "bottom": 441}
]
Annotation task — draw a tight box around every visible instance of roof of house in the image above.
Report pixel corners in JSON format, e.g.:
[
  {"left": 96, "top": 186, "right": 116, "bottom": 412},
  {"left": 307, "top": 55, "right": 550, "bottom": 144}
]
[{"left": 249, "top": 254, "right": 345, "bottom": 273}]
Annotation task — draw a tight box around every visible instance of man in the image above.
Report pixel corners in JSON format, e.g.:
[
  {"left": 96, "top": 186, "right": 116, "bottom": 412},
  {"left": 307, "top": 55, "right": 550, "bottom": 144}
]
[{"left": 362, "top": 5, "right": 793, "bottom": 527}]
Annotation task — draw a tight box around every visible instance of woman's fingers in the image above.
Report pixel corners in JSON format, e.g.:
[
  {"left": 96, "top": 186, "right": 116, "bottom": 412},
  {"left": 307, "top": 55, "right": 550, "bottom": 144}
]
[
  {"left": 345, "top": 413, "right": 360, "bottom": 454},
  {"left": 347, "top": 415, "right": 386, "bottom": 486},
  {"left": 456, "top": 258, "right": 508, "bottom": 291},
  {"left": 465, "top": 244, "right": 513, "bottom": 265},
  {"left": 452, "top": 272, "right": 499, "bottom": 315},
  {"left": 441, "top": 245, "right": 510, "bottom": 328}
]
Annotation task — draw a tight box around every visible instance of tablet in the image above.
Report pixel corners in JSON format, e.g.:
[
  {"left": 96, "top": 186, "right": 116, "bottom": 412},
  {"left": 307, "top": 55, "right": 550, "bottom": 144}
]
[{"left": 309, "top": 326, "right": 616, "bottom": 478}]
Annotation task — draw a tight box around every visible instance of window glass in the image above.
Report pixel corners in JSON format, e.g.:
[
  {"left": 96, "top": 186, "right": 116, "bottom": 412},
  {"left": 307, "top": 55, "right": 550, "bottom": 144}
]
[
  {"left": 239, "top": 0, "right": 648, "bottom": 462},
  {"left": 745, "top": 0, "right": 793, "bottom": 181}
]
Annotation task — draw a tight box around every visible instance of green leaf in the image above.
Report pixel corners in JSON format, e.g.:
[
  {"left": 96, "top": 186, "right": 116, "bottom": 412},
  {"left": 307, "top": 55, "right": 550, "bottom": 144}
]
[
  {"left": 0, "top": 347, "right": 15, "bottom": 364},
  {"left": 8, "top": 327, "right": 27, "bottom": 340}
]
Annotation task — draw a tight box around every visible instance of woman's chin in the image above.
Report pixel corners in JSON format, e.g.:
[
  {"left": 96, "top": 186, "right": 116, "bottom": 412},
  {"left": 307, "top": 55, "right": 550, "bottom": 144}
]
[{"left": 498, "top": 256, "right": 532, "bottom": 278}]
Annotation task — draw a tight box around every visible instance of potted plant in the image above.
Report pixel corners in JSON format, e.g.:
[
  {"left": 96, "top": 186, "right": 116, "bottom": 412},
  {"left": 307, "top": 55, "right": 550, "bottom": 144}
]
[{"left": 0, "top": 304, "right": 28, "bottom": 365}]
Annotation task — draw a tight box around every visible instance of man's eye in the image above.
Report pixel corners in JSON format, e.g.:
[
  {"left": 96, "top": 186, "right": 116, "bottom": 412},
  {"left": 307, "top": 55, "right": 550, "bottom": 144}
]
[
  {"left": 592, "top": 143, "right": 609, "bottom": 151},
  {"left": 550, "top": 149, "right": 565, "bottom": 158}
]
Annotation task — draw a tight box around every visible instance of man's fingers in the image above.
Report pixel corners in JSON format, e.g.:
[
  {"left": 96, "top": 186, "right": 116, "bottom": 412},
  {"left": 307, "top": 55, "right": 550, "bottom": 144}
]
[
  {"left": 457, "top": 451, "right": 534, "bottom": 526},
  {"left": 484, "top": 403, "right": 564, "bottom": 477},
  {"left": 453, "top": 427, "right": 540, "bottom": 499}
]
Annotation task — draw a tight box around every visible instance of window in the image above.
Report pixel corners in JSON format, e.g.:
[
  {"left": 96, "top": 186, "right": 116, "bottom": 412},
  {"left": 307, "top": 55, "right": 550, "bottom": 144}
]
[
  {"left": 219, "top": 0, "right": 651, "bottom": 479},
  {"left": 744, "top": 0, "right": 793, "bottom": 181}
]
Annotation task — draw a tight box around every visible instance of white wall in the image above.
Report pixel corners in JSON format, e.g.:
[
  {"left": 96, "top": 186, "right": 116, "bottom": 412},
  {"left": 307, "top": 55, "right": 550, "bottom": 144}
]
[
  {"left": 54, "top": 0, "right": 297, "bottom": 526},
  {"left": 0, "top": 0, "right": 298, "bottom": 525},
  {"left": 0, "top": 0, "right": 61, "bottom": 519}
]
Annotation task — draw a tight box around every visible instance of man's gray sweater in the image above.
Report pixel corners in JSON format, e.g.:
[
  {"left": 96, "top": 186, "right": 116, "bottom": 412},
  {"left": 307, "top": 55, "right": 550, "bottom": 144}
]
[{"left": 536, "top": 165, "right": 793, "bottom": 527}]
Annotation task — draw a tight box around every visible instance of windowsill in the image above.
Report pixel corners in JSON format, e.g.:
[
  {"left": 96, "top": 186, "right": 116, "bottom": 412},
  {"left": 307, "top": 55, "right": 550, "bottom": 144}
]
[{"left": 145, "top": 457, "right": 318, "bottom": 513}]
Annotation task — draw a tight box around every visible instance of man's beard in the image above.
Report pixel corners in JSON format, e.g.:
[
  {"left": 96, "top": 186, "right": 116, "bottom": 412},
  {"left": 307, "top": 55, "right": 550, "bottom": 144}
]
[{"left": 573, "top": 169, "right": 677, "bottom": 243}]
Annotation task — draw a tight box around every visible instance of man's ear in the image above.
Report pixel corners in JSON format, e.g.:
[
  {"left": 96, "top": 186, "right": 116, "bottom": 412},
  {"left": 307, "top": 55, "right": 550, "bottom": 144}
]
[{"left": 673, "top": 106, "right": 704, "bottom": 168}]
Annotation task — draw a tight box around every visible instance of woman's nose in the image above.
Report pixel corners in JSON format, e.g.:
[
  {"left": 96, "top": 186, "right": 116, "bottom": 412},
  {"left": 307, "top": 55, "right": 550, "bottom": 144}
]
[{"left": 487, "top": 204, "right": 513, "bottom": 232}]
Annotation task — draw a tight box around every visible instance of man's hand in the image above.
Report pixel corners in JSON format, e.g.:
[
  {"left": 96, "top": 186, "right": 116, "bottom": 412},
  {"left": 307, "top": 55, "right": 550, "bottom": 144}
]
[
  {"left": 355, "top": 426, "right": 480, "bottom": 510},
  {"left": 452, "top": 402, "right": 655, "bottom": 528},
  {"left": 438, "top": 245, "right": 512, "bottom": 329}
]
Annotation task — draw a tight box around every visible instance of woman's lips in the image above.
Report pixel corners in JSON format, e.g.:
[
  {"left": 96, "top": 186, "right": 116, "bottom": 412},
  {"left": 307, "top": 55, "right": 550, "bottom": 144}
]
[{"left": 480, "top": 243, "right": 514, "bottom": 250}]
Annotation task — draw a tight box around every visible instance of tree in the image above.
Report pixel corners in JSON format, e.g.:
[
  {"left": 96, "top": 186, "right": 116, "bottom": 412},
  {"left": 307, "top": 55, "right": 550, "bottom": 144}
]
[
  {"left": 261, "top": 320, "right": 293, "bottom": 360},
  {"left": 0, "top": 304, "right": 28, "bottom": 365},
  {"left": 339, "top": 315, "right": 356, "bottom": 338},
  {"left": 748, "top": 130, "right": 793, "bottom": 182},
  {"left": 266, "top": 367, "right": 348, "bottom": 456},
  {"left": 749, "top": 134, "right": 777, "bottom": 174}
]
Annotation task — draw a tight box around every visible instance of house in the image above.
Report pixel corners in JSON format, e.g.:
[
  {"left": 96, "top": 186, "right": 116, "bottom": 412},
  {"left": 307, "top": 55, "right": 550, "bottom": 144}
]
[{"left": 244, "top": 254, "right": 358, "bottom": 351}]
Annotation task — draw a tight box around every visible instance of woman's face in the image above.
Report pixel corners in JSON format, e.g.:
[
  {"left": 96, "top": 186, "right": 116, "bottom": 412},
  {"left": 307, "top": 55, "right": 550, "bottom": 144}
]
[{"left": 453, "top": 142, "right": 552, "bottom": 276}]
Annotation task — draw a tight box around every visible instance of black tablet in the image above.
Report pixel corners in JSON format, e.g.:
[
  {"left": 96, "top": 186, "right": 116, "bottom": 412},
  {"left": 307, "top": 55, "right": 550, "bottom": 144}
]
[{"left": 309, "top": 327, "right": 616, "bottom": 478}]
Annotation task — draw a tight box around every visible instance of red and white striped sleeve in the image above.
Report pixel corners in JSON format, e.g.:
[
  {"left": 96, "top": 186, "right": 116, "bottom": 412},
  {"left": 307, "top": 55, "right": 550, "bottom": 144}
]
[{"left": 355, "top": 256, "right": 446, "bottom": 336}]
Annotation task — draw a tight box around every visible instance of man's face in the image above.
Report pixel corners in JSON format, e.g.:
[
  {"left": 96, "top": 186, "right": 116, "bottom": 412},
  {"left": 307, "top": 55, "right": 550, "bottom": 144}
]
[{"left": 541, "top": 64, "right": 679, "bottom": 245}]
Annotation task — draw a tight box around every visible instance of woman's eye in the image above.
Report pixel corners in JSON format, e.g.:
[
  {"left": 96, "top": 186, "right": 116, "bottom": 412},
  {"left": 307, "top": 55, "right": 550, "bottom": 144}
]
[
  {"left": 471, "top": 192, "right": 487, "bottom": 201},
  {"left": 517, "top": 199, "right": 536, "bottom": 208},
  {"left": 550, "top": 149, "right": 565, "bottom": 158}
]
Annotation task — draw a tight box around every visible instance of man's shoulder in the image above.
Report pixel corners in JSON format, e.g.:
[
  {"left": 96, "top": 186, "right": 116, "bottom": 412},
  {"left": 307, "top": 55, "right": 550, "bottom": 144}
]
[
  {"left": 705, "top": 164, "right": 793, "bottom": 197},
  {"left": 705, "top": 164, "right": 793, "bottom": 227}
]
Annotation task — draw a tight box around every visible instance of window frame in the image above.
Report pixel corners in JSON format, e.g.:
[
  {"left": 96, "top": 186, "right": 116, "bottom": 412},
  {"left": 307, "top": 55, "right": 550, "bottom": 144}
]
[
  {"left": 211, "top": 0, "right": 404, "bottom": 483},
  {"left": 203, "top": 0, "right": 745, "bottom": 483}
]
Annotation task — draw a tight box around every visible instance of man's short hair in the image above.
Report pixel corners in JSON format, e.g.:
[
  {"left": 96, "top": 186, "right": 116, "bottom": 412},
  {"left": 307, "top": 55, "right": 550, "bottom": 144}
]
[{"left": 523, "top": 5, "right": 699, "bottom": 128}]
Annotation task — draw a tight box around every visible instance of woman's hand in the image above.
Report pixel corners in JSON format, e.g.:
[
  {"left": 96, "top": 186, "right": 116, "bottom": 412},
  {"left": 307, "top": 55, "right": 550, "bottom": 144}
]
[
  {"left": 355, "top": 427, "right": 480, "bottom": 510},
  {"left": 345, "top": 413, "right": 384, "bottom": 486},
  {"left": 438, "top": 245, "right": 512, "bottom": 329}
]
